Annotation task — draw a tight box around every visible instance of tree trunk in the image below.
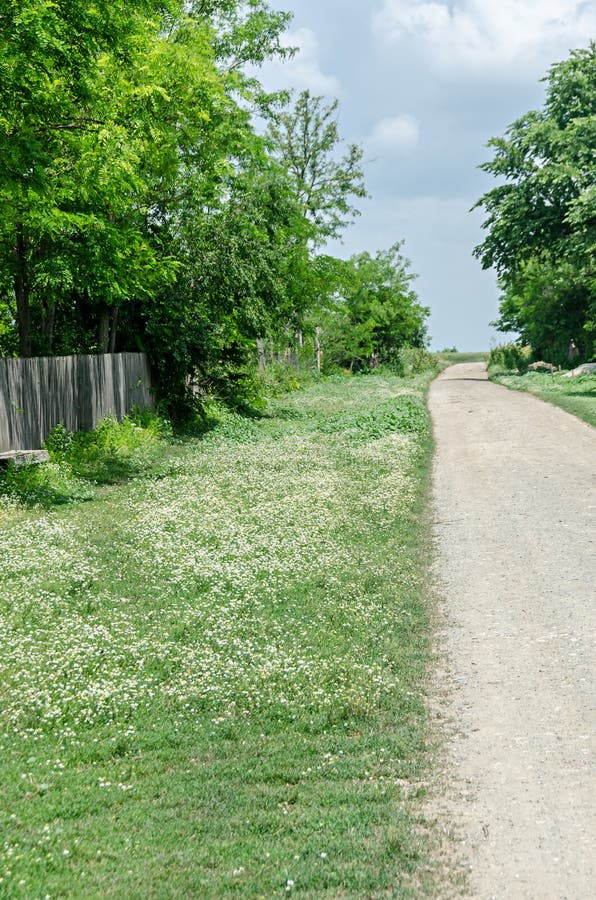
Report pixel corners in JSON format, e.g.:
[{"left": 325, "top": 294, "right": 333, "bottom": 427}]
[
  {"left": 98, "top": 304, "right": 111, "bottom": 353},
  {"left": 13, "top": 223, "right": 32, "bottom": 357},
  {"left": 43, "top": 302, "right": 56, "bottom": 353},
  {"left": 108, "top": 305, "right": 119, "bottom": 354}
]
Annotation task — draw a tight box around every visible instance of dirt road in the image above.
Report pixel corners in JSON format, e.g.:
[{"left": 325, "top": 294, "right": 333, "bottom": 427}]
[{"left": 429, "top": 363, "right": 595, "bottom": 898}]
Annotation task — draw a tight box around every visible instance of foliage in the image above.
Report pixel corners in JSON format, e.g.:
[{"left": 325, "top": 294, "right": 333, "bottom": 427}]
[
  {"left": 0, "top": 460, "right": 94, "bottom": 507},
  {"left": 319, "top": 243, "right": 429, "bottom": 372},
  {"left": 45, "top": 413, "right": 172, "bottom": 484},
  {"left": 316, "top": 394, "right": 428, "bottom": 441},
  {"left": 0, "top": 1, "right": 430, "bottom": 420},
  {"left": 0, "top": 0, "right": 294, "bottom": 363},
  {"left": 0, "top": 411, "right": 171, "bottom": 508},
  {"left": 488, "top": 342, "right": 531, "bottom": 373},
  {"left": 396, "top": 347, "right": 441, "bottom": 376},
  {"left": 474, "top": 43, "right": 596, "bottom": 363},
  {"left": 0, "top": 372, "right": 444, "bottom": 897},
  {"left": 266, "top": 90, "right": 367, "bottom": 244},
  {"left": 257, "top": 359, "right": 318, "bottom": 397}
]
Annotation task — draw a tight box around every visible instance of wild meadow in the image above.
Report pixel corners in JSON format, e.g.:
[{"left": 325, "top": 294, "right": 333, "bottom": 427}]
[{"left": 0, "top": 372, "right": 441, "bottom": 898}]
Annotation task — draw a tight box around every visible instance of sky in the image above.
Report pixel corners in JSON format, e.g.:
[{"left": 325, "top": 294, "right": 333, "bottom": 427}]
[{"left": 254, "top": 0, "right": 595, "bottom": 351}]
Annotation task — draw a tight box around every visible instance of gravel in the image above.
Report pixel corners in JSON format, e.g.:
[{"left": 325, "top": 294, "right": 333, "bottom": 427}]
[{"left": 429, "top": 363, "right": 596, "bottom": 899}]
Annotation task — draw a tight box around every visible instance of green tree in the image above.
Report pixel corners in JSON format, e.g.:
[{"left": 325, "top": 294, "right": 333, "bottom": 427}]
[
  {"left": 266, "top": 90, "right": 367, "bottom": 244},
  {"left": 0, "top": 0, "right": 176, "bottom": 355},
  {"left": 0, "top": 1, "right": 293, "bottom": 360},
  {"left": 474, "top": 43, "right": 596, "bottom": 362},
  {"left": 132, "top": 159, "right": 317, "bottom": 414},
  {"left": 320, "top": 243, "right": 429, "bottom": 372}
]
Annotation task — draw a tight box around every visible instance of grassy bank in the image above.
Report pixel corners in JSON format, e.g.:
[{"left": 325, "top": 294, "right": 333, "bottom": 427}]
[
  {"left": 490, "top": 371, "right": 596, "bottom": 428},
  {"left": 0, "top": 372, "right": 439, "bottom": 898}
]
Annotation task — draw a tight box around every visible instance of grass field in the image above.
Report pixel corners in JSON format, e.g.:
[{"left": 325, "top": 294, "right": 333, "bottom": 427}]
[
  {"left": 490, "top": 372, "right": 596, "bottom": 428},
  {"left": 437, "top": 351, "right": 488, "bottom": 364},
  {"left": 0, "top": 372, "right": 441, "bottom": 898}
]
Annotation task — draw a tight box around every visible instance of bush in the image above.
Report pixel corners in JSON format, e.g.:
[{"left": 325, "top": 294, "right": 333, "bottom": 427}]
[
  {"left": 488, "top": 342, "right": 531, "bottom": 373},
  {"left": 397, "top": 347, "right": 441, "bottom": 375},
  {"left": 258, "top": 360, "right": 318, "bottom": 397},
  {"left": 48, "top": 414, "right": 169, "bottom": 484}
]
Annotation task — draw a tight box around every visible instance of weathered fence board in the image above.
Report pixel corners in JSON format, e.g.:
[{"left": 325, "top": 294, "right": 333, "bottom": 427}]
[{"left": 0, "top": 353, "right": 153, "bottom": 453}]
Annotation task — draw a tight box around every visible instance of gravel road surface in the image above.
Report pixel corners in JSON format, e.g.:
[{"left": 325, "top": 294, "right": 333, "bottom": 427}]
[{"left": 429, "top": 363, "right": 595, "bottom": 899}]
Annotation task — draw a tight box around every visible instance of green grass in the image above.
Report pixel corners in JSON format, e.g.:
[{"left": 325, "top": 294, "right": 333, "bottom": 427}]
[
  {"left": 0, "top": 411, "right": 174, "bottom": 509},
  {"left": 437, "top": 351, "right": 488, "bottom": 364},
  {"left": 0, "top": 373, "right": 442, "bottom": 897},
  {"left": 491, "top": 371, "right": 596, "bottom": 427}
]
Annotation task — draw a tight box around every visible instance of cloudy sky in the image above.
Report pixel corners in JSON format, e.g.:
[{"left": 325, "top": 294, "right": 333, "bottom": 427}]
[{"left": 256, "top": 0, "right": 594, "bottom": 350}]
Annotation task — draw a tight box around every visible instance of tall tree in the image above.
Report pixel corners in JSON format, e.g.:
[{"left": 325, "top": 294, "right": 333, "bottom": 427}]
[
  {"left": 0, "top": 1, "right": 293, "bottom": 358},
  {"left": 474, "top": 43, "right": 596, "bottom": 362},
  {"left": 0, "top": 0, "right": 179, "bottom": 355},
  {"left": 266, "top": 90, "right": 367, "bottom": 244}
]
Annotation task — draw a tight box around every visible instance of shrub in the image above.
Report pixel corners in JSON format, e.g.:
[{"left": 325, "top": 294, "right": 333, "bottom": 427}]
[
  {"left": 401, "top": 347, "right": 441, "bottom": 375},
  {"left": 258, "top": 360, "right": 318, "bottom": 397},
  {"left": 45, "top": 411, "right": 172, "bottom": 485},
  {"left": 488, "top": 342, "right": 531, "bottom": 373}
]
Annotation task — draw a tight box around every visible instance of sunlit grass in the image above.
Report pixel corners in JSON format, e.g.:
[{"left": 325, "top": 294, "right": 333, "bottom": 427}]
[
  {"left": 0, "top": 372, "right": 441, "bottom": 897},
  {"left": 491, "top": 371, "right": 596, "bottom": 427}
]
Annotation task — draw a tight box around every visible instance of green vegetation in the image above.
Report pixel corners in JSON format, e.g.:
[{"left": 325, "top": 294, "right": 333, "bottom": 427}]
[
  {"left": 490, "top": 371, "right": 596, "bottom": 428},
  {"left": 0, "top": 411, "right": 172, "bottom": 507},
  {"left": 318, "top": 245, "right": 429, "bottom": 373},
  {"left": 0, "top": 3, "right": 429, "bottom": 418},
  {"left": 475, "top": 43, "right": 595, "bottom": 366},
  {"left": 487, "top": 343, "right": 531, "bottom": 374},
  {"left": 0, "top": 371, "right": 443, "bottom": 897},
  {"left": 438, "top": 351, "right": 489, "bottom": 364}
]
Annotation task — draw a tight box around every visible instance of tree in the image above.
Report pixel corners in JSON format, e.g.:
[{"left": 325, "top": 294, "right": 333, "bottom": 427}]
[
  {"left": 266, "top": 90, "right": 367, "bottom": 244},
  {"left": 474, "top": 43, "right": 596, "bottom": 363},
  {"left": 319, "top": 243, "right": 429, "bottom": 372},
  {"left": 0, "top": 0, "right": 180, "bottom": 355},
  {"left": 130, "top": 159, "right": 317, "bottom": 414},
  {"left": 0, "top": 0, "right": 293, "bottom": 360}
]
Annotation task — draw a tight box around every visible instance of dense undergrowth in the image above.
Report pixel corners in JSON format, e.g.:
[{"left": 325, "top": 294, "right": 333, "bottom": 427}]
[
  {"left": 0, "top": 410, "right": 173, "bottom": 509},
  {"left": 0, "top": 369, "right": 444, "bottom": 897}
]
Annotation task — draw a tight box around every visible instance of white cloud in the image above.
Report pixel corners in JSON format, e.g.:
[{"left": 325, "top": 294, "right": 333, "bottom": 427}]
[
  {"left": 367, "top": 115, "right": 420, "bottom": 154},
  {"left": 372, "top": 1, "right": 596, "bottom": 75},
  {"left": 254, "top": 27, "right": 341, "bottom": 95}
]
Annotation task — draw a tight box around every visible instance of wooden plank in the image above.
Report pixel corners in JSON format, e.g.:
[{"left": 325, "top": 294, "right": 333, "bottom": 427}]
[{"left": 0, "top": 353, "right": 154, "bottom": 452}]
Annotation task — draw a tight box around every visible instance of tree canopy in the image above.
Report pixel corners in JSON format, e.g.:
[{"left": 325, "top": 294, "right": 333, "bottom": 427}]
[
  {"left": 0, "top": 0, "right": 430, "bottom": 415},
  {"left": 474, "top": 43, "right": 596, "bottom": 364}
]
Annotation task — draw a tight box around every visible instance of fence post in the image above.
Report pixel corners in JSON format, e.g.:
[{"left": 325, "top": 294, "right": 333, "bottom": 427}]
[
  {"left": 256, "top": 338, "right": 266, "bottom": 371},
  {"left": 315, "top": 326, "right": 322, "bottom": 373}
]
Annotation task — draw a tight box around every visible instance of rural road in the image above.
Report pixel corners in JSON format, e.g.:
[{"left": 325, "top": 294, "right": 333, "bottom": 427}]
[{"left": 429, "top": 363, "right": 596, "bottom": 899}]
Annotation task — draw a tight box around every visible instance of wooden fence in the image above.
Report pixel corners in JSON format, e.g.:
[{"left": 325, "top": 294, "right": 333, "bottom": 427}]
[{"left": 0, "top": 353, "right": 153, "bottom": 453}]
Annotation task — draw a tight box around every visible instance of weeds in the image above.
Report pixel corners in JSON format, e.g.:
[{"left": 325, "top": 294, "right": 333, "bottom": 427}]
[
  {"left": 0, "top": 410, "right": 172, "bottom": 507},
  {"left": 488, "top": 342, "right": 531, "bottom": 373},
  {"left": 0, "top": 370, "right": 441, "bottom": 897}
]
